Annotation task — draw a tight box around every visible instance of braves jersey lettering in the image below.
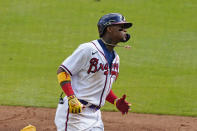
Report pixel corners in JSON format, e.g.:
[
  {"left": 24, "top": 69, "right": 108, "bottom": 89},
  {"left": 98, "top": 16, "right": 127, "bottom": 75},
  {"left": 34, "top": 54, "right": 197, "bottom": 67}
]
[
  {"left": 87, "top": 58, "right": 110, "bottom": 75},
  {"left": 112, "top": 63, "right": 119, "bottom": 71},
  {"left": 98, "top": 63, "right": 104, "bottom": 71}
]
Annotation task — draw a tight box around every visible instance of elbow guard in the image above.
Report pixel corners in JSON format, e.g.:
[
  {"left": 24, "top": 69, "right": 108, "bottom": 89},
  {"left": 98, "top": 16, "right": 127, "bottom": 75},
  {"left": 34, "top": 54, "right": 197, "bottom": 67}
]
[
  {"left": 57, "top": 72, "right": 71, "bottom": 84},
  {"left": 57, "top": 71, "right": 74, "bottom": 96}
]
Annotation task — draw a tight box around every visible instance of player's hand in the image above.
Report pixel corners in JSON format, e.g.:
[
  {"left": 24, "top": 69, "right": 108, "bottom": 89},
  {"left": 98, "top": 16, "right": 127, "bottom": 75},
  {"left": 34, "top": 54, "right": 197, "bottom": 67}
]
[
  {"left": 68, "top": 95, "right": 82, "bottom": 114},
  {"left": 115, "top": 94, "right": 131, "bottom": 115}
]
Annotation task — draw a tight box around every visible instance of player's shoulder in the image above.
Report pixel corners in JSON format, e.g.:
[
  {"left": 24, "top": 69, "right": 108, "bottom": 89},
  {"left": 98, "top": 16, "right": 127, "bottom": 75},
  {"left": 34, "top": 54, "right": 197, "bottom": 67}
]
[
  {"left": 114, "top": 51, "right": 120, "bottom": 62},
  {"left": 77, "top": 40, "right": 98, "bottom": 51}
]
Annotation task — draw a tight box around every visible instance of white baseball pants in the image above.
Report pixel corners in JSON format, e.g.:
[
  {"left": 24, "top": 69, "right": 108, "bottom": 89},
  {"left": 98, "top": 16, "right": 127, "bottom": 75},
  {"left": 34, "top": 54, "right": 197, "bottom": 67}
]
[{"left": 54, "top": 97, "right": 104, "bottom": 131}]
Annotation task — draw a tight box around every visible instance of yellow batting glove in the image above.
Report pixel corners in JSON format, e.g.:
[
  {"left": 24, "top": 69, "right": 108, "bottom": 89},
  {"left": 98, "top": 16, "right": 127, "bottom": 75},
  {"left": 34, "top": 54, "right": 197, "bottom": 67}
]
[{"left": 68, "top": 95, "right": 82, "bottom": 114}]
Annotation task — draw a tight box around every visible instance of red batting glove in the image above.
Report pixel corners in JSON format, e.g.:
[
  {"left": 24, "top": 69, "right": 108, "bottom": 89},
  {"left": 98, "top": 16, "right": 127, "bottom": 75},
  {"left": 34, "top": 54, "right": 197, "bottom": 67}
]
[{"left": 115, "top": 94, "right": 131, "bottom": 115}]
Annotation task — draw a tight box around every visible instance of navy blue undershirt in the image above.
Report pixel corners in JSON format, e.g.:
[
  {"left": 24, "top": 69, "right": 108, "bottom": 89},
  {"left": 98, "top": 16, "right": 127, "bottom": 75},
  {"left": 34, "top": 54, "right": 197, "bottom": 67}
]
[{"left": 98, "top": 39, "right": 115, "bottom": 69}]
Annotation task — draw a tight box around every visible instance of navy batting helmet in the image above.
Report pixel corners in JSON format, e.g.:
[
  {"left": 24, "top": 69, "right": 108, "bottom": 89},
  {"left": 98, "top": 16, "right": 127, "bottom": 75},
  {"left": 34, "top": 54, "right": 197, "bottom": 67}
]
[{"left": 97, "top": 13, "right": 132, "bottom": 37}]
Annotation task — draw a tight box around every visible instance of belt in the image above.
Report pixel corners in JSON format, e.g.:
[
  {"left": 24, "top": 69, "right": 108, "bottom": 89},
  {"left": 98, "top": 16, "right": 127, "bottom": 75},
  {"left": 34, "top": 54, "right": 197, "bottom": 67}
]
[{"left": 79, "top": 99, "right": 100, "bottom": 110}]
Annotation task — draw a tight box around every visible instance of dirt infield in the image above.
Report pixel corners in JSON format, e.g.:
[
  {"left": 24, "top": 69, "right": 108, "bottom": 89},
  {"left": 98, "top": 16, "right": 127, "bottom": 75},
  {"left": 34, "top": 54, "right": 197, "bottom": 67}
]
[{"left": 0, "top": 106, "right": 197, "bottom": 131}]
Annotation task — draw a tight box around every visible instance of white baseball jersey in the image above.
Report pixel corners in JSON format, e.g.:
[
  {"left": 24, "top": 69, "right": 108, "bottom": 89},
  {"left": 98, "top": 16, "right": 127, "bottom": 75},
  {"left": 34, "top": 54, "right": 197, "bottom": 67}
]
[{"left": 60, "top": 39, "right": 120, "bottom": 107}]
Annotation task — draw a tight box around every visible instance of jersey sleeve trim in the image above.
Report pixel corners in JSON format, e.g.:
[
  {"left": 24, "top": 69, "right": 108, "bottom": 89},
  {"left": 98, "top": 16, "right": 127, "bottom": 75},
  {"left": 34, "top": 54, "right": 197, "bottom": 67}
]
[{"left": 60, "top": 65, "right": 73, "bottom": 76}]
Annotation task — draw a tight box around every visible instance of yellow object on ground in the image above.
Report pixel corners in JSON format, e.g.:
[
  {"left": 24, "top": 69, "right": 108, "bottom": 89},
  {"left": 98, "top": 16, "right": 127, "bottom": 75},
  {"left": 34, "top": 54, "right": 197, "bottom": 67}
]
[{"left": 20, "top": 125, "right": 36, "bottom": 131}]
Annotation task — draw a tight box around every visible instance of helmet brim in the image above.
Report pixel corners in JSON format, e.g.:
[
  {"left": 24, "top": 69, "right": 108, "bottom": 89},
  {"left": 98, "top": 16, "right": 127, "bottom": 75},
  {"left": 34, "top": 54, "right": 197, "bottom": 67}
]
[{"left": 112, "top": 22, "right": 132, "bottom": 29}]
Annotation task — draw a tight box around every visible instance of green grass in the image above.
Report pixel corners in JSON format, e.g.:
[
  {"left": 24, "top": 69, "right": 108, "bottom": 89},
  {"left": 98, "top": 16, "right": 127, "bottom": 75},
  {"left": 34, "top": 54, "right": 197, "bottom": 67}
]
[{"left": 0, "top": 0, "right": 197, "bottom": 116}]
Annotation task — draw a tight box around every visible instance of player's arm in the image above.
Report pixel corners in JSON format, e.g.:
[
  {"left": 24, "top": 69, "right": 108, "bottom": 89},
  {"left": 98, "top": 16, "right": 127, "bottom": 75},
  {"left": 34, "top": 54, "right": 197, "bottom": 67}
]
[
  {"left": 57, "top": 67, "right": 74, "bottom": 96},
  {"left": 106, "top": 90, "right": 131, "bottom": 115},
  {"left": 57, "top": 67, "right": 82, "bottom": 113}
]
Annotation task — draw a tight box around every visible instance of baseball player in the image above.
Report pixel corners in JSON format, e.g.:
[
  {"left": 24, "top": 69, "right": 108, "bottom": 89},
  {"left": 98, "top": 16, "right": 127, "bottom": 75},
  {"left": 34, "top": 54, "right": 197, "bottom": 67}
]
[{"left": 55, "top": 13, "right": 132, "bottom": 131}]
